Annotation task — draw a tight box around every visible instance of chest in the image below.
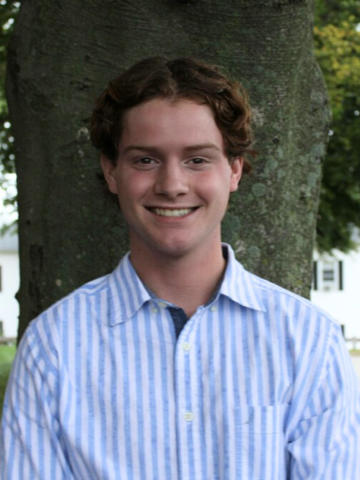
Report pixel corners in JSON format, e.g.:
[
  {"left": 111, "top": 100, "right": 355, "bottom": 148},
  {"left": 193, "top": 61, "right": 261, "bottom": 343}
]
[{"left": 57, "top": 302, "right": 291, "bottom": 480}]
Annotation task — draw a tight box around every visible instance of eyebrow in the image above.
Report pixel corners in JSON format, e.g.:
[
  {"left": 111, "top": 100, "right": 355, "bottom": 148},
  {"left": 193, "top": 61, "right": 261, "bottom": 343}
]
[
  {"left": 121, "top": 143, "right": 222, "bottom": 155},
  {"left": 122, "top": 145, "right": 159, "bottom": 155},
  {"left": 183, "top": 143, "right": 222, "bottom": 153}
]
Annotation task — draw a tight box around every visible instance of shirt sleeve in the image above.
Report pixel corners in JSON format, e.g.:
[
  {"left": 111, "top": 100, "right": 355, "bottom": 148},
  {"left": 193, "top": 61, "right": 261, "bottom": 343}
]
[
  {"left": 0, "top": 321, "right": 75, "bottom": 480},
  {"left": 287, "top": 320, "right": 360, "bottom": 479}
]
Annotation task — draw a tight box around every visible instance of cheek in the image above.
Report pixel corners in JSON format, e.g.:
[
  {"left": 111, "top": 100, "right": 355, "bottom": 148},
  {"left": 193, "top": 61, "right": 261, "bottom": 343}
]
[
  {"left": 198, "top": 173, "right": 232, "bottom": 201},
  {"left": 117, "top": 174, "right": 152, "bottom": 203}
]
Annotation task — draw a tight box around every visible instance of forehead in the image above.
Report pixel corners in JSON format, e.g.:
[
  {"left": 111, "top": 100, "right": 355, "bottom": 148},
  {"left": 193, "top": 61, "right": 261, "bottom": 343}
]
[{"left": 120, "top": 98, "right": 224, "bottom": 152}]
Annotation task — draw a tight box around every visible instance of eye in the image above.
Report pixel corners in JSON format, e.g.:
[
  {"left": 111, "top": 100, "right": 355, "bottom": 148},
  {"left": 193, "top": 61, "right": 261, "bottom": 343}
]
[
  {"left": 138, "top": 157, "right": 155, "bottom": 164},
  {"left": 133, "top": 157, "right": 158, "bottom": 168},
  {"left": 189, "top": 157, "right": 207, "bottom": 165}
]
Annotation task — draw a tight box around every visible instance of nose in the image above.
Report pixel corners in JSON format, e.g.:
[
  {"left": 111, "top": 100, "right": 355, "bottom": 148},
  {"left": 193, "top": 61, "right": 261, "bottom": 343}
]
[{"left": 154, "top": 162, "right": 189, "bottom": 198}]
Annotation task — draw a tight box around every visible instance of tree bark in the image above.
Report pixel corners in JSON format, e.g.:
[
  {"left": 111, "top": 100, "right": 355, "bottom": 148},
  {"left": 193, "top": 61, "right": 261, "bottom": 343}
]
[{"left": 7, "top": 0, "right": 329, "bottom": 340}]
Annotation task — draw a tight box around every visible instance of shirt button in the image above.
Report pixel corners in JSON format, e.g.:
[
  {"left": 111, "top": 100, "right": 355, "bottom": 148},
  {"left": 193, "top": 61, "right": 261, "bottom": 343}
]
[
  {"left": 183, "top": 342, "right": 191, "bottom": 351},
  {"left": 210, "top": 305, "right": 217, "bottom": 312},
  {"left": 184, "top": 412, "right": 193, "bottom": 422},
  {"left": 158, "top": 302, "right": 166, "bottom": 308},
  {"left": 151, "top": 308, "right": 159, "bottom": 313}
]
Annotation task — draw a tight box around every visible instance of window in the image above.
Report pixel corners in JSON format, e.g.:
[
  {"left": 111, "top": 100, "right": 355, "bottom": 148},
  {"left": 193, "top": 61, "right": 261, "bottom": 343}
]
[
  {"left": 313, "top": 259, "right": 344, "bottom": 292},
  {"left": 323, "top": 263, "right": 335, "bottom": 282}
]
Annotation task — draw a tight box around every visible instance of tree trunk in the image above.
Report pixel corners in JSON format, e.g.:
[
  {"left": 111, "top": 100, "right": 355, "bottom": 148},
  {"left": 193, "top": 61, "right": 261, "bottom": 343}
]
[{"left": 7, "top": 0, "right": 329, "bottom": 341}]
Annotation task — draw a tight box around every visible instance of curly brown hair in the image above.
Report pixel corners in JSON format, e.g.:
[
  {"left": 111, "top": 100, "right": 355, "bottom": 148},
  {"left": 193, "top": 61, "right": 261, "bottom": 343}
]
[{"left": 90, "top": 56, "right": 254, "bottom": 173}]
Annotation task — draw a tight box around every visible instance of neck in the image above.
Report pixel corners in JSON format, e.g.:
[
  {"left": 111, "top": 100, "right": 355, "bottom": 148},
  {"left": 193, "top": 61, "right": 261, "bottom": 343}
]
[{"left": 130, "top": 241, "right": 226, "bottom": 317}]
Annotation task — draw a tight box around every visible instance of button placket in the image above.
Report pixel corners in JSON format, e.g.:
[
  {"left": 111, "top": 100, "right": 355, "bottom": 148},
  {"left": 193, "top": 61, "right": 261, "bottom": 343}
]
[{"left": 174, "top": 313, "right": 203, "bottom": 449}]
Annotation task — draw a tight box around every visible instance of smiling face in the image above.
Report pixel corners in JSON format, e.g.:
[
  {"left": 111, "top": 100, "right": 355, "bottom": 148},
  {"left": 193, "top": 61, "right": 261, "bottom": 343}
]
[{"left": 101, "top": 98, "right": 243, "bottom": 261}]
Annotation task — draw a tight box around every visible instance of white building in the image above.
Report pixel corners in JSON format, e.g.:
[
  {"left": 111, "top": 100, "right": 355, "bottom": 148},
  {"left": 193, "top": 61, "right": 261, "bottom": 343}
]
[
  {"left": 0, "top": 229, "right": 19, "bottom": 339},
  {"left": 311, "top": 247, "right": 360, "bottom": 344}
]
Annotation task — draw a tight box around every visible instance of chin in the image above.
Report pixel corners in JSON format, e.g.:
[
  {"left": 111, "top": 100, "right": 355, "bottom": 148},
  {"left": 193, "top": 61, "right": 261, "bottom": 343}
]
[
  {"left": 155, "top": 244, "right": 191, "bottom": 258},
  {"left": 150, "top": 237, "right": 197, "bottom": 259}
]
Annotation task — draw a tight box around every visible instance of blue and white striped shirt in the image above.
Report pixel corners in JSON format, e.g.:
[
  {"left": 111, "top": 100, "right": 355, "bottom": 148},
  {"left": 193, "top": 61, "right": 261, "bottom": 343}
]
[{"left": 1, "top": 244, "right": 360, "bottom": 479}]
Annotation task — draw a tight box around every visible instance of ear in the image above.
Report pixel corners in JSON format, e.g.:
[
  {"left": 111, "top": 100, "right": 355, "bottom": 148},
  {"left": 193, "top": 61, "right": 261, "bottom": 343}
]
[
  {"left": 100, "top": 155, "right": 119, "bottom": 195},
  {"left": 229, "top": 157, "right": 243, "bottom": 192}
]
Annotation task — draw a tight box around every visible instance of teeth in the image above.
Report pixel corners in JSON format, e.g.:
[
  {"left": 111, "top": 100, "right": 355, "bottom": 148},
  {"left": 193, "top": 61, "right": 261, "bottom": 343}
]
[{"left": 152, "top": 208, "right": 193, "bottom": 217}]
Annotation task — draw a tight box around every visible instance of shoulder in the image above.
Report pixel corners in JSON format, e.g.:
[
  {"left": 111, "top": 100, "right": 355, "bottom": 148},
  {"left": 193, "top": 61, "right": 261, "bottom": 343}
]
[
  {"left": 225, "top": 244, "right": 338, "bottom": 328},
  {"left": 22, "top": 272, "right": 112, "bottom": 356},
  {"left": 244, "top": 270, "right": 344, "bottom": 371},
  {"left": 253, "top": 271, "right": 336, "bottom": 318},
  {"left": 251, "top": 270, "right": 340, "bottom": 334},
  {"left": 229, "top": 256, "right": 342, "bottom": 349},
  {"left": 260, "top": 271, "right": 335, "bottom": 315},
  {"left": 36, "top": 271, "right": 110, "bottom": 320}
]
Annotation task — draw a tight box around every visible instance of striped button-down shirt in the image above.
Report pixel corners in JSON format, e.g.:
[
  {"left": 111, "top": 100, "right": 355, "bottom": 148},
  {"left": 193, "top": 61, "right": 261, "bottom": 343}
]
[{"left": 1, "top": 244, "right": 360, "bottom": 479}]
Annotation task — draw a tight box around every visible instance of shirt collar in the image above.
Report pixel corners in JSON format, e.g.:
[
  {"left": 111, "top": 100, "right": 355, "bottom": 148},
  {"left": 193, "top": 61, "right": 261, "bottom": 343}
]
[
  {"left": 218, "top": 244, "right": 266, "bottom": 313},
  {"left": 108, "top": 252, "right": 152, "bottom": 326},
  {"left": 108, "top": 244, "right": 266, "bottom": 325}
]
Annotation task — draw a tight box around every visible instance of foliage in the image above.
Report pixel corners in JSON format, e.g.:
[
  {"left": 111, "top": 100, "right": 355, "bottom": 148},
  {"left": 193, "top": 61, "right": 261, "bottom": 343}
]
[
  {"left": 0, "top": 345, "right": 16, "bottom": 419},
  {"left": 0, "top": 1, "right": 19, "bottom": 221},
  {"left": 315, "top": 0, "right": 360, "bottom": 25},
  {"left": 314, "top": 1, "right": 360, "bottom": 252}
]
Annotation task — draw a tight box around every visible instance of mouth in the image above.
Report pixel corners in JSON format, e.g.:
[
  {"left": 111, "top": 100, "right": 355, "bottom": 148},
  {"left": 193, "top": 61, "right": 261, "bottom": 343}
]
[{"left": 147, "top": 207, "right": 198, "bottom": 217}]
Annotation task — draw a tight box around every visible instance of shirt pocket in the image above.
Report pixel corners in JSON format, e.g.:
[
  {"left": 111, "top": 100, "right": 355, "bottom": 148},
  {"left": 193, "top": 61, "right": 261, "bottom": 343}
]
[{"left": 234, "top": 404, "right": 289, "bottom": 480}]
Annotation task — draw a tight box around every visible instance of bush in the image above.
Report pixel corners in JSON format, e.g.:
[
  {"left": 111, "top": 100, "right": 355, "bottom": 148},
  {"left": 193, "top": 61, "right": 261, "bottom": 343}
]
[{"left": 0, "top": 345, "right": 16, "bottom": 419}]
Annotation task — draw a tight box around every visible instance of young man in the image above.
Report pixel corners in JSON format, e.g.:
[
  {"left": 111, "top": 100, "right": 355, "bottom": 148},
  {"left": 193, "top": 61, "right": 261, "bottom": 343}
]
[{"left": 1, "top": 57, "right": 359, "bottom": 479}]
